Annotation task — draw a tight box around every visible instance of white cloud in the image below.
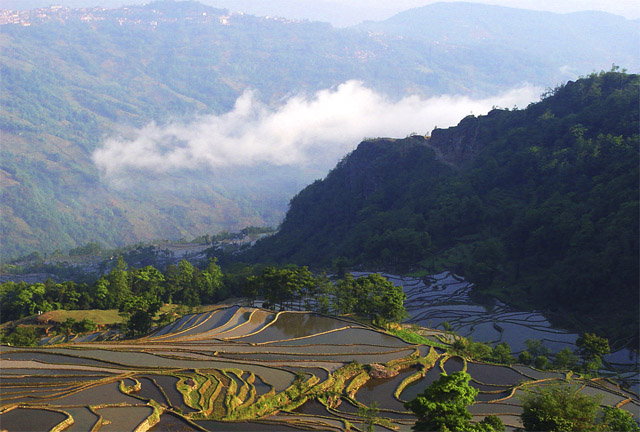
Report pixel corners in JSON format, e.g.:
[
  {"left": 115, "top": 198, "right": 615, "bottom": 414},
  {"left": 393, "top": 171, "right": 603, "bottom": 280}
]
[{"left": 92, "top": 81, "right": 542, "bottom": 179}]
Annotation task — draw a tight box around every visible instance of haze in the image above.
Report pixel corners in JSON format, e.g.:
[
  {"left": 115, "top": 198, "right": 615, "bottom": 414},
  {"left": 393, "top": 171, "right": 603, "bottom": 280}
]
[{"left": 1, "top": 0, "right": 638, "bottom": 24}]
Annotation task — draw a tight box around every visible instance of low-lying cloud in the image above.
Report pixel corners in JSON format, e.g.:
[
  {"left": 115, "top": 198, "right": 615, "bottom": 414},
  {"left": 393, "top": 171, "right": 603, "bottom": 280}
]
[{"left": 92, "top": 81, "right": 541, "bottom": 178}]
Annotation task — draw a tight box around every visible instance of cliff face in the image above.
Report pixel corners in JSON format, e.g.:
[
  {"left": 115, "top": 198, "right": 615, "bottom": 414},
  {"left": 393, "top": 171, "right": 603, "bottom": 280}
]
[
  {"left": 426, "top": 115, "right": 481, "bottom": 168},
  {"left": 339, "top": 136, "right": 430, "bottom": 199}
]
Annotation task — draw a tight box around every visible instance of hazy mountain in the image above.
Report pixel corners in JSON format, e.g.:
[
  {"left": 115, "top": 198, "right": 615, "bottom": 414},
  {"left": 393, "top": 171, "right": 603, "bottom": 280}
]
[
  {"left": 360, "top": 2, "right": 640, "bottom": 76},
  {"left": 4, "top": 0, "right": 640, "bottom": 25},
  {"left": 1, "top": 1, "right": 637, "bottom": 259}
]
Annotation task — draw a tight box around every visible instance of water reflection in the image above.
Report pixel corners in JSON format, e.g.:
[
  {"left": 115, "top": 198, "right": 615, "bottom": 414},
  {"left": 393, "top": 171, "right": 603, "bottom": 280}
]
[
  {"left": 358, "top": 271, "right": 638, "bottom": 391},
  {"left": 263, "top": 312, "right": 348, "bottom": 339}
]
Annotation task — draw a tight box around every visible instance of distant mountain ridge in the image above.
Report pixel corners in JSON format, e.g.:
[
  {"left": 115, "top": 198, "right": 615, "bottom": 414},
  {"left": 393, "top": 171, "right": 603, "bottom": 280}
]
[
  {"left": 1, "top": 0, "right": 638, "bottom": 259},
  {"left": 360, "top": 2, "right": 640, "bottom": 77}
]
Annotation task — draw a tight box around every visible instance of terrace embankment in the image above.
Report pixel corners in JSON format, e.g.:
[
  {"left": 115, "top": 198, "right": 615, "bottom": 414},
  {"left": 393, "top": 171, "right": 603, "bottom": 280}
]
[{"left": 1, "top": 306, "right": 638, "bottom": 431}]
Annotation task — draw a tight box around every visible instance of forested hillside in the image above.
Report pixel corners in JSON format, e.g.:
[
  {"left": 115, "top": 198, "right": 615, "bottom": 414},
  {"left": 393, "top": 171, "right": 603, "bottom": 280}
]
[
  {"left": 245, "top": 71, "right": 639, "bottom": 343},
  {"left": 1, "top": 1, "right": 637, "bottom": 260}
]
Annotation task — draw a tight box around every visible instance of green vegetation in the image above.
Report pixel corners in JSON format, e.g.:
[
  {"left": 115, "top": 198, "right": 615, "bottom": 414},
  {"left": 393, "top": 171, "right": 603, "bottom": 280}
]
[
  {"left": 59, "top": 318, "right": 97, "bottom": 336},
  {"left": 389, "top": 327, "right": 447, "bottom": 349},
  {"left": 0, "top": 256, "right": 407, "bottom": 340},
  {"left": 450, "top": 338, "right": 516, "bottom": 365},
  {"left": 246, "top": 71, "right": 640, "bottom": 345},
  {"left": 576, "top": 333, "right": 611, "bottom": 373},
  {"left": 0, "top": 257, "right": 228, "bottom": 329},
  {"left": 520, "top": 384, "right": 639, "bottom": 431},
  {"left": 0, "top": 326, "right": 40, "bottom": 347},
  {"left": 404, "top": 371, "right": 504, "bottom": 431},
  {"left": 600, "top": 406, "right": 640, "bottom": 432},
  {"left": 247, "top": 268, "right": 406, "bottom": 325},
  {"left": 357, "top": 401, "right": 380, "bottom": 432},
  {"left": 516, "top": 335, "right": 608, "bottom": 374}
]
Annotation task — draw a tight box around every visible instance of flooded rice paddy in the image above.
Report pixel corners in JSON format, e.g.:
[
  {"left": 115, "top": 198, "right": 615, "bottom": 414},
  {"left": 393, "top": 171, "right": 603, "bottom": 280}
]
[
  {"left": 149, "top": 412, "right": 201, "bottom": 431},
  {"left": 0, "top": 407, "right": 68, "bottom": 431},
  {"left": 2, "top": 278, "right": 638, "bottom": 431},
  {"left": 376, "top": 271, "right": 639, "bottom": 392}
]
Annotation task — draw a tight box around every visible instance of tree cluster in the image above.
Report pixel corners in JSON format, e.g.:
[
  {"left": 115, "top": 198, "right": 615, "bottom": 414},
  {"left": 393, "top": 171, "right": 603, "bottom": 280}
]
[
  {"left": 0, "top": 257, "right": 227, "bottom": 336},
  {"left": 520, "top": 384, "right": 639, "bottom": 432},
  {"left": 405, "top": 372, "right": 638, "bottom": 432},
  {"left": 516, "top": 335, "right": 609, "bottom": 374},
  {"left": 245, "top": 268, "right": 407, "bottom": 324}
]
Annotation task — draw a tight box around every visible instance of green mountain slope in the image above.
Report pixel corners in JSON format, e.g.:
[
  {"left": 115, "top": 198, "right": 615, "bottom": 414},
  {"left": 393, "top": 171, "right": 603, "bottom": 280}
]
[
  {"left": 1, "top": 1, "right": 638, "bottom": 260},
  {"left": 245, "top": 71, "right": 639, "bottom": 343}
]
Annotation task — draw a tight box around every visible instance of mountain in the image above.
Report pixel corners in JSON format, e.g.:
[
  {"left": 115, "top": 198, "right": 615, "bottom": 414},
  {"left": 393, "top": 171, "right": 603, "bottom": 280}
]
[
  {"left": 360, "top": 2, "right": 640, "bottom": 79},
  {"left": 1, "top": 1, "right": 638, "bottom": 260},
  {"left": 244, "top": 71, "right": 639, "bottom": 344}
]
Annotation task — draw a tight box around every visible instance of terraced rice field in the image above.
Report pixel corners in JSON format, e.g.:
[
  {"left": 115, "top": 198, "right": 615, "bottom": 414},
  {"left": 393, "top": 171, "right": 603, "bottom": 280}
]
[
  {"left": 1, "top": 304, "right": 638, "bottom": 431},
  {"left": 380, "top": 271, "right": 640, "bottom": 392}
]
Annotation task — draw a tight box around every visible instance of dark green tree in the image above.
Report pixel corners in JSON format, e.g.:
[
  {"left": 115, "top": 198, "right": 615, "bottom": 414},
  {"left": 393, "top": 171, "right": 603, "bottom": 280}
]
[
  {"left": 130, "top": 266, "right": 165, "bottom": 298},
  {"left": 553, "top": 348, "right": 579, "bottom": 370},
  {"left": 600, "top": 406, "right": 640, "bottom": 432},
  {"left": 59, "top": 318, "right": 77, "bottom": 336},
  {"left": 73, "top": 318, "right": 97, "bottom": 334},
  {"left": 405, "top": 371, "right": 503, "bottom": 431},
  {"left": 198, "top": 259, "right": 225, "bottom": 303},
  {"left": 520, "top": 384, "right": 600, "bottom": 431},
  {"left": 491, "top": 343, "right": 515, "bottom": 364},
  {"left": 104, "top": 256, "right": 131, "bottom": 308},
  {"left": 119, "top": 294, "right": 161, "bottom": 337},
  {"left": 2, "top": 326, "right": 40, "bottom": 346},
  {"left": 576, "top": 333, "right": 610, "bottom": 373}
]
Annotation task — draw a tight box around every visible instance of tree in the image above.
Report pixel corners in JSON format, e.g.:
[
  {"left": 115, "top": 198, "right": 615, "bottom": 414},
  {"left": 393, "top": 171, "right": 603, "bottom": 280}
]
[
  {"left": 130, "top": 266, "right": 165, "bottom": 298},
  {"left": 491, "top": 343, "right": 515, "bottom": 364},
  {"left": 73, "top": 318, "right": 97, "bottom": 334},
  {"left": 534, "top": 355, "right": 549, "bottom": 370},
  {"left": 576, "top": 333, "right": 610, "bottom": 372},
  {"left": 405, "top": 371, "right": 477, "bottom": 431},
  {"left": 405, "top": 371, "right": 504, "bottom": 431},
  {"left": 476, "top": 416, "right": 505, "bottom": 432},
  {"left": 518, "top": 350, "right": 533, "bottom": 365},
  {"left": 2, "top": 326, "right": 40, "bottom": 347},
  {"left": 119, "top": 294, "right": 161, "bottom": 337},
  {"left": 333, "top": 273, "right": 406, "bottom": 324},
  {"left": 59, "top": 318, "right": 97, "bottom": 336},
  {"left": 553, "top": 348, "right": 578, "bottom": 370},
  {"left": 198, "top": 259, "right": 224, "bottom": 303},
  {"left": 520, "top": 384, "right": 600, "bottom": 431},
  {"left": 104, "top": 256, "right": 131, "bottom": 308},
  {"left": 59, "top": 318, "right": 77, "bottom": 336},
  {"left": 524, "top": 339, "right": 551, "bottom": 358},
  {"left": 600, "top": 406, "right": 640, "bottom": 432},
  {"left": 378, "top": 276, "right": 407, "bottom": 324}
]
